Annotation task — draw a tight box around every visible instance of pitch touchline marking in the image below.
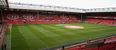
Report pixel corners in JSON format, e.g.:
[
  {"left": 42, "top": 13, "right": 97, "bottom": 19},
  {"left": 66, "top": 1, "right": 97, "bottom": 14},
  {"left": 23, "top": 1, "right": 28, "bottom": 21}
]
[{"left": 9, "top": 24, "right": 12, "bottom": 50}]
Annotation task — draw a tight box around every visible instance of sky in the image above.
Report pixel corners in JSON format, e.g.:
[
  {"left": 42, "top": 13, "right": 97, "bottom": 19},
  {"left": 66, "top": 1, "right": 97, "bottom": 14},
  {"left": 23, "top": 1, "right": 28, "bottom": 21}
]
[{"left": 8, "top": 0, "right": 116, "bottom": 9}]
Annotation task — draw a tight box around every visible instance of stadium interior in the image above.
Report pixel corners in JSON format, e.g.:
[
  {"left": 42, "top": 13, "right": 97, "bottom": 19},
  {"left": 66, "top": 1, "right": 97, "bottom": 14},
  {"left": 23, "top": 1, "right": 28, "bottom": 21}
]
[{"left": 0, "top": 0, "right": 116, "bottom": 50}]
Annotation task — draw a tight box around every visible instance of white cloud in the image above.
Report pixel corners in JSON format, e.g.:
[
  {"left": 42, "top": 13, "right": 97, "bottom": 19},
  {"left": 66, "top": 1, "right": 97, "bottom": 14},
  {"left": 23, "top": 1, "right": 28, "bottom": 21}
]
[{"left": 8, "top": 0, "right": 116, "bottom": 9}]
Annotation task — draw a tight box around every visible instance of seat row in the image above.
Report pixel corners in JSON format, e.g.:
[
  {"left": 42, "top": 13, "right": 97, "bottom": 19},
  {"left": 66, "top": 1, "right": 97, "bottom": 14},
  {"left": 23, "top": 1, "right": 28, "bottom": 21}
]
[
  {"left": 86, "top": 18, "right": 116, "bottom": 26},
  {"left": 5, "top": 14, "right": 79, "bottom": 24}
]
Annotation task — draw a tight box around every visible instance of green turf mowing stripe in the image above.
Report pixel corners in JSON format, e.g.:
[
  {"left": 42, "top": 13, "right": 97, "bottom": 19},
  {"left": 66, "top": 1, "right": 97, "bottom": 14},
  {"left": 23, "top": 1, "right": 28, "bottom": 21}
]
[
  {"left": 34, "top": 25, "right": 81, "bottom": 41},
  {"left": 36, "top": 25, "right": 92, "bottom": 44},
  {"left": 40, "top": 24, "right": 116, "bottom": 41},
  {"left": 30, "top": 25, "right": 87, "bottom": 49},
  {"left": 26, "top": 25, "right": 61, "bottom": 47},
  {"left": 18, "top": 26, "right": 49, "bottom": 50},
  {"left": 11, "top": 23, "right": 116, "bottom": 50},
  {"left": 27, "top": 25, "right": 66, "bottom": 46},
  {"left": 53, "top": 24, "right": 116, "bottom": 34},
  {"left": 11, "top": 26, "right": 30, "bottom": 50}
]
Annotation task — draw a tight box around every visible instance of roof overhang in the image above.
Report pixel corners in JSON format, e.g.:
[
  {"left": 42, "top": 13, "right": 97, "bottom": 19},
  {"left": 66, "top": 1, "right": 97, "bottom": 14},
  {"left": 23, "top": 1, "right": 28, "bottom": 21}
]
[
  {"left": 4, "top": 2, "right": 116, "bottom": 13},
  {"left": 9, "top": 2, "right": 85, "bottom": 13},
  {"left": 0, "top": 0, "right": 9, "bottom": 8}
]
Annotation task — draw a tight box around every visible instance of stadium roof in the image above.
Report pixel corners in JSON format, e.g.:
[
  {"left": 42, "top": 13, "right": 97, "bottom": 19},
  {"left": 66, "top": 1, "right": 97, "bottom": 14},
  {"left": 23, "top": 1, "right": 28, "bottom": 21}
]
[
  {"left": 8, "top": 0, "right": 116, "bottom": 9},
  {"left": 0, "top": 0, "right": 8, "bottom": 8},
  {"left": 3, "top": 0, "right": 116, "bottom": 13}
]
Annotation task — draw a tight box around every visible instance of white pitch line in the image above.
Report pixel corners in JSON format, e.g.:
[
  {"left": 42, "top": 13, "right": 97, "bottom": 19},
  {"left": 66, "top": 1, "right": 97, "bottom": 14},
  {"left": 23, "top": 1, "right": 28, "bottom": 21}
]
[{"left": 9, "top": 24, "right": 12, "bottom": 50}]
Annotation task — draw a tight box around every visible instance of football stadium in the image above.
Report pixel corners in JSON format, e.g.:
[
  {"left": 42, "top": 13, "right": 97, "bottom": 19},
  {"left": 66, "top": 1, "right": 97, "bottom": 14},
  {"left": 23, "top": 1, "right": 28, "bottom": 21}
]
[{"left": 0, "top": 0, "right": 116, "bottom": 50}]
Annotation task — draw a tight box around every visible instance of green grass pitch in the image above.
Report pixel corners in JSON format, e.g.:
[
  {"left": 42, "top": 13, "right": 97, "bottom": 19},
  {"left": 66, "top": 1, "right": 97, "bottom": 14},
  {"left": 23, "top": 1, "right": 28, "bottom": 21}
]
[{"left": 9, "top": 23, "right": 116, "bottom": 50}]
